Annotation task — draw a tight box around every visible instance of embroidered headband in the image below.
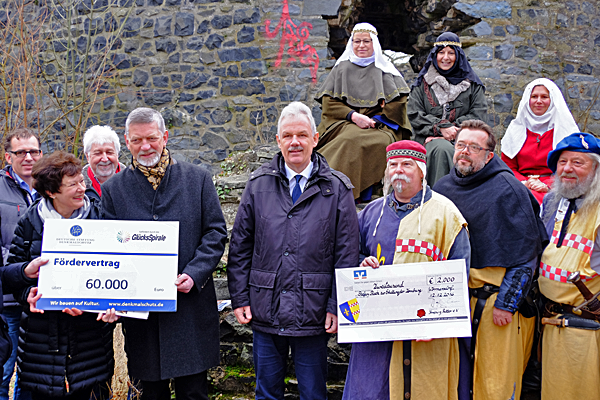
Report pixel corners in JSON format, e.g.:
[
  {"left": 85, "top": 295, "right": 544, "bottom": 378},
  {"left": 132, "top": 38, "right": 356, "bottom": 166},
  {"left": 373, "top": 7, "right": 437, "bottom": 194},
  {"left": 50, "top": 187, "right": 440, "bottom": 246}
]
[
  {"left": 434, "top": 41, "right": 462, "bottom": 48},
  {"left": 386, "top": 141, "right": 427, "bottom": 163},
  {"left": 352, "top": 28, "right": 378, "bottom": 36}
]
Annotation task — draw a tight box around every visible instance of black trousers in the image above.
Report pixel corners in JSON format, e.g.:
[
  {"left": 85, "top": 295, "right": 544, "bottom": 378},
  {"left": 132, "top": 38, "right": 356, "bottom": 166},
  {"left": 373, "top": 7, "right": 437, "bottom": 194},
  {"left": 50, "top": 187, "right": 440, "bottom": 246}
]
[{"left": 135, "top": 371, "right": 208, "bottom": 400}]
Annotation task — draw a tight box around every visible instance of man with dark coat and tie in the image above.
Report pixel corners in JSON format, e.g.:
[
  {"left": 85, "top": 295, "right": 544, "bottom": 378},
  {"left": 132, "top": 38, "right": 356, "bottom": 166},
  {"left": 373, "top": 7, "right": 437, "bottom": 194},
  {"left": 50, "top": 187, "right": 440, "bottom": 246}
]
[{"left": 227, "top": 101, "right": 359, "bottom": 400}]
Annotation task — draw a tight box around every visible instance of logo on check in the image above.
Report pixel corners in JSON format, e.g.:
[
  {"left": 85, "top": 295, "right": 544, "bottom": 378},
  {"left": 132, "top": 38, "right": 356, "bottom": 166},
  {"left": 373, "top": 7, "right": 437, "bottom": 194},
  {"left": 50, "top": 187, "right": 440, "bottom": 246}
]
[
  {"left": 353, "top": 270, "right": 367, "bottom": 279},
  {"left": 116, "top": 230, "right": 131, "bottom": 243}
]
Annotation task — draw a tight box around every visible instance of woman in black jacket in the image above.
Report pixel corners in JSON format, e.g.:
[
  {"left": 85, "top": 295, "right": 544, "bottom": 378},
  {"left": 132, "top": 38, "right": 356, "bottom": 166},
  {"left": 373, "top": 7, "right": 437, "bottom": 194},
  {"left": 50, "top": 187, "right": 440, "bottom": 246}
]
[{"left": 6, "top": 151, "right": 117, "bottom": 400}]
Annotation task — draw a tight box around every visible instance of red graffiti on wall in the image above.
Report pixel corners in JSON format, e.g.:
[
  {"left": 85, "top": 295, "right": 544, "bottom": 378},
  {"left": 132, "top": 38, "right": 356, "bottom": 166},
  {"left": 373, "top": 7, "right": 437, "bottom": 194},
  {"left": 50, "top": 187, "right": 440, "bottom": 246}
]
[{"left": 264, "top": 0, "right": 319, "bottom": 83}]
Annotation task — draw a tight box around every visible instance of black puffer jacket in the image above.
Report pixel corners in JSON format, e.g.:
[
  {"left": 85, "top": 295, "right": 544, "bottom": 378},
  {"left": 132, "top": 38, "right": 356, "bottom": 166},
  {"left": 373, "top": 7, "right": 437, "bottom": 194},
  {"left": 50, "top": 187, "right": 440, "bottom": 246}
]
[{"left": 6, "top": 195, "right": 114, "bottom": 396}]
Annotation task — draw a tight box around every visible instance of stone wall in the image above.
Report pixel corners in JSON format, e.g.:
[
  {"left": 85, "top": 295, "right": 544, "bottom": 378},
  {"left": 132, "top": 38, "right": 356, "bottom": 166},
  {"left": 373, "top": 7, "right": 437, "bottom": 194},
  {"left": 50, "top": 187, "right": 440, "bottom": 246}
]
[
  {"left": 444, "top": 0, "right": 600, "bottom": 137},
  {"left": 333, "top": 0, "right": 600, "bottom": 138},
  {"left": 9, "top": 0, "right": 599, "bottom": 172},
  {"left": 4, "top": 0, "right": 339, "bottom": 170}
]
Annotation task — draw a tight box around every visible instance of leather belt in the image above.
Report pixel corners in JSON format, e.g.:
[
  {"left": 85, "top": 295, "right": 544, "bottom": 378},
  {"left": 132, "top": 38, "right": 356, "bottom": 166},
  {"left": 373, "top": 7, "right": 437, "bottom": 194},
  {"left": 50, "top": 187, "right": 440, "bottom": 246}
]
[
  {"left": 469, "top": 285, "right": 500, "bottom": 299},
  {"left": 545, "top": 300, "right": 598, "bottom": 321}
]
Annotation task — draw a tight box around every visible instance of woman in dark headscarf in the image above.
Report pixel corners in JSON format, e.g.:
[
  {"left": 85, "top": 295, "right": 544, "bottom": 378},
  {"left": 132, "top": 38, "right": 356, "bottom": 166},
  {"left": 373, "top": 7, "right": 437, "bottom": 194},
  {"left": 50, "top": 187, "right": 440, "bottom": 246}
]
[
  {"left": 315, "top": 23, "right": 413, "bottom": 201},
  {"left": 408, "top": 32, "right": 487, "bottom": 185}
]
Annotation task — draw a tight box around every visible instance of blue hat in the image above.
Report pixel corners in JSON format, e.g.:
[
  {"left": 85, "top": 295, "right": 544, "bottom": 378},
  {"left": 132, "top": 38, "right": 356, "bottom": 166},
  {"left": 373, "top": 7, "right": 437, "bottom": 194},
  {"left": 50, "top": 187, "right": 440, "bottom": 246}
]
[{"left": 547, "top": 132, "right": 600, "bottom": 172}]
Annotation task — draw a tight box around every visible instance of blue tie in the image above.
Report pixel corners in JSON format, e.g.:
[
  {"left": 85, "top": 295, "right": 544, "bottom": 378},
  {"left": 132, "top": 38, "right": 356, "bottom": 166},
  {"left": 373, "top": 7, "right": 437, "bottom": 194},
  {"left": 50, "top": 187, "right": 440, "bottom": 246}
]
[{"left": 292, "top": 175, "right": 302, "bottom": 204}]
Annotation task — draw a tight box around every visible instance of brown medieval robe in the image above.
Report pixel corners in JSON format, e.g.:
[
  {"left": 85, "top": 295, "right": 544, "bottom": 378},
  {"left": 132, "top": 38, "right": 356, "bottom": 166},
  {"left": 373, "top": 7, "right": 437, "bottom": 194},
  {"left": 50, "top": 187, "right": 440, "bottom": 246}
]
[{"left": 315, "top": 61, "right": 412, "bottom": 199}]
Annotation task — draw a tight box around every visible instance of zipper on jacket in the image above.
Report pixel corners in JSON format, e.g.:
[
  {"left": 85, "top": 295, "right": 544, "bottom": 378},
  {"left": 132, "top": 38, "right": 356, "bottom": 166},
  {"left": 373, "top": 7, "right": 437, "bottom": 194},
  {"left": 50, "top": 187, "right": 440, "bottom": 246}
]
[{"left": 17, "top": 204, "right": 20, "bottom": 217}]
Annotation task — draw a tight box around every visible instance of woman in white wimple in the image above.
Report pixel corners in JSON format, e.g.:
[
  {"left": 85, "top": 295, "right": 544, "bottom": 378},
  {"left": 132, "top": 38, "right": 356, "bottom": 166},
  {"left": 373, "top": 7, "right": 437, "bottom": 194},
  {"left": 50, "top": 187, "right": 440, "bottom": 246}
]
[
  {"left": 501, "top": 78, "right": 579, "bottom": 204},
  {"left": 315, "top": 22, "right": 412, "bottom": 202}
]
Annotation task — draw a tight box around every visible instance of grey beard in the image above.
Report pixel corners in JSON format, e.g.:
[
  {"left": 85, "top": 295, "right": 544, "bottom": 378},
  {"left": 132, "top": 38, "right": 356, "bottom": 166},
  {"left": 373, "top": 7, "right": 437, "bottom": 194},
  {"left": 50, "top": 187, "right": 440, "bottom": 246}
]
[
  {"left": 94, "top": 163, "right": 116, "bottom": 178},
  {"left": 137, "top": 152, "right": 160, "bottom": 167},
  {"left": 455, "top": 157, "right": 486, "bottom": 176},
  {"left": 391, "top": 174, "right": 410, "bottom": 194},
  {"left": 392, "top": 181, "right": 404, "bottom": 193},
  {"left": 553, "top": 172, "right": 594, "bottom": 199}
]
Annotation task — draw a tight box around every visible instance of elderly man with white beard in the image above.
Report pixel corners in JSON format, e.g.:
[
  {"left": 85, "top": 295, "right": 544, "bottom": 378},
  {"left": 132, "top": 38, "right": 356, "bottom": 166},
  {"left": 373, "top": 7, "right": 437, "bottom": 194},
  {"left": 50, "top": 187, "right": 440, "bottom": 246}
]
[
  {"left": 82, "top": 125, "right": 125, "bottom": 197},
  {"left": 342, "top": 140, "right": 471, "bottom": 400},
  {"left": 537, "top": 132, "right": 600, "bottom": 400},
  {"left": 434, "top": 119, "right": 547, "bottom": 400}
]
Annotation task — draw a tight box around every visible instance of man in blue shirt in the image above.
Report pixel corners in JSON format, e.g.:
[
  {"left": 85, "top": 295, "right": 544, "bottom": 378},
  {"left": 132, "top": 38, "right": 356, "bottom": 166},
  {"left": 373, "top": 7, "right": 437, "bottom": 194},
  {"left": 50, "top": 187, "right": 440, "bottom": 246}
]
[{"left": 0, "top": 128, "right": 42, "bottom": 400}]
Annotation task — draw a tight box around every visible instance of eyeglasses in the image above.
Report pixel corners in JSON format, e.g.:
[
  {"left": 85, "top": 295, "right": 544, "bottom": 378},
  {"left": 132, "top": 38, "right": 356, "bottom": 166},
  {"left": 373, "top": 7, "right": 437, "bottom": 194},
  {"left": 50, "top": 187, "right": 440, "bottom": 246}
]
[
  {"left": 9, "top": 149, "right": 41, "bottom": 158},
  {"left": 352, "top": 39, "right": 372, "bottom": 45},
  {"left": 454, "top": 143, "right": 491, "bottom": 154}
]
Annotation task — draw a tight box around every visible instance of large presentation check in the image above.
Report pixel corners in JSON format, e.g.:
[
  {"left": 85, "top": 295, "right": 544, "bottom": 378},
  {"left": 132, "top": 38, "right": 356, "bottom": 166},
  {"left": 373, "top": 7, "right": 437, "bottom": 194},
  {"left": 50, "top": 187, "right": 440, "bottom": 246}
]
[
  {"left": 38, "top": 219, "right": 179, "bottom": 312},
  {"left": 336, "top": 260, "right": 471, "bottom": 343}
]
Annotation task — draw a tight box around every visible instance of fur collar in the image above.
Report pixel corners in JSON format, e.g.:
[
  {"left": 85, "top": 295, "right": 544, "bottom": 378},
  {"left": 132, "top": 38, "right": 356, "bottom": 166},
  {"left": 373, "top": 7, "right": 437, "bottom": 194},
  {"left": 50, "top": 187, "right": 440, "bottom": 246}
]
[{"left": 424, "top": 65, "right": 471, "bottom": 105}]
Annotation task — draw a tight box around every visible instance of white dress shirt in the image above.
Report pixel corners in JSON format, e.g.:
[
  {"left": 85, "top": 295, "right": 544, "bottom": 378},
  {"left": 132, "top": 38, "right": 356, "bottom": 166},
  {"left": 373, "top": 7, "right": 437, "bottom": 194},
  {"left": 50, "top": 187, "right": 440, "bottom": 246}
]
[{"left": 284, "top": 161, "right": 313, "bottom": 197}]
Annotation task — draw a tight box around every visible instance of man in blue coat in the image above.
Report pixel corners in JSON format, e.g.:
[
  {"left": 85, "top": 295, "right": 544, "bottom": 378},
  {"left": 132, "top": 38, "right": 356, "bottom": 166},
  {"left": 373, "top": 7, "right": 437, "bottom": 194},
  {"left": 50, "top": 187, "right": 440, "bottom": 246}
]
[
  {"left": 101, "top": 107, "right": 227, "bottom": 400},
  {"left": 227, "top": 101, "right": 359, "bottom": 400}
]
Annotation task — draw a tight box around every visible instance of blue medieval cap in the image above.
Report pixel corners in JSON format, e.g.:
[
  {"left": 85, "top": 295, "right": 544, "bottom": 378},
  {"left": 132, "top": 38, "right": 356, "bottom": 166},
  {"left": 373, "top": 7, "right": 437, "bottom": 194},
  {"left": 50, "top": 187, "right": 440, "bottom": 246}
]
[{"left": 547, "top": 132, "right": 600, "bottom": 172}]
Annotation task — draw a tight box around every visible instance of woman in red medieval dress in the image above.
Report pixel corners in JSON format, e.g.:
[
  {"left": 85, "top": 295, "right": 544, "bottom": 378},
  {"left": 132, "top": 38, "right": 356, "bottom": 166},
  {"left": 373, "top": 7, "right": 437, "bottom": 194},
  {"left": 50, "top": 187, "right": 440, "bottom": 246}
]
[{"left": 501, "top": 78, "right": 580, "bottom": 203}]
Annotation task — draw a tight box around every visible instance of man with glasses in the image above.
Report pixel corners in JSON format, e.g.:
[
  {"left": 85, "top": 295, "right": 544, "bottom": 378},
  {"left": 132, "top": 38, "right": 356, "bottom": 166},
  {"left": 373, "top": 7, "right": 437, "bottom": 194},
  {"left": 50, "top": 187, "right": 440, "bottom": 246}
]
[
  {"left": 434, "top": 120, "right": 547, "bottom": 400},
  {"left": 0, "top": 128, "right": 42, "bottom": 400}
]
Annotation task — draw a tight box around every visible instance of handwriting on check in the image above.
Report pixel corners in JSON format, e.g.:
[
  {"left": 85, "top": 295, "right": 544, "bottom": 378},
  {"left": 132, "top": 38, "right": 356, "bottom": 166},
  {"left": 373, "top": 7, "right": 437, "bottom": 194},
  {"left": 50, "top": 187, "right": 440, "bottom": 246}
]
[{"left": 356, "top": 281, "right": 424, "bottom": 298}]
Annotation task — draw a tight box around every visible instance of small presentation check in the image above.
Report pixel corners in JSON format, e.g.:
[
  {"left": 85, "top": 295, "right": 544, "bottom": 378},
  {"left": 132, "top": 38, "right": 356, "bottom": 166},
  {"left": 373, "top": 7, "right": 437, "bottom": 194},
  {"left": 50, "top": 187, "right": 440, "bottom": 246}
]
[
  {"left": 336, "top": 260, "right": 471, "bottom": 343},
  {"left": 38, "top": 219, "right": 179, "bottom": 312}
]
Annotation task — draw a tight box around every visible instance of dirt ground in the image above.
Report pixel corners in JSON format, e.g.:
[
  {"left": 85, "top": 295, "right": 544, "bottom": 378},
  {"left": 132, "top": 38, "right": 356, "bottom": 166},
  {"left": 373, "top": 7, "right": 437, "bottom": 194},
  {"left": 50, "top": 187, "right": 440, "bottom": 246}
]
[{"left": 7, "top": 326, "right": 543, "bottom": 399}]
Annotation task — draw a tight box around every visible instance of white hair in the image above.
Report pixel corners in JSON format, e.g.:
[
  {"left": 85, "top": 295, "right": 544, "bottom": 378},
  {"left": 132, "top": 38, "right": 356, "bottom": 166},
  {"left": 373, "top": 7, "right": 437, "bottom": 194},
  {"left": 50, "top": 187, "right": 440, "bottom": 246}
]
[
  {"left": 125, "top": 107, "right": 166, "bottom": 136},
  {"left": 83, "top": 125, "right": 120, "bottom": 155},
  {"left": 277, "top": 102, "right": 317, "bottom": 138}
]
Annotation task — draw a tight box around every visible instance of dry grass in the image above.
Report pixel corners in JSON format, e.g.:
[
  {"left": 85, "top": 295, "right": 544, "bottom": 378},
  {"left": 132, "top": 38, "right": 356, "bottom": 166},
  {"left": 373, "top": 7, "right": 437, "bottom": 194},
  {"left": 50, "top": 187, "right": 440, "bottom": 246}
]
[{"left": 112, "top": 323, "right": 134, "bottom": 399}]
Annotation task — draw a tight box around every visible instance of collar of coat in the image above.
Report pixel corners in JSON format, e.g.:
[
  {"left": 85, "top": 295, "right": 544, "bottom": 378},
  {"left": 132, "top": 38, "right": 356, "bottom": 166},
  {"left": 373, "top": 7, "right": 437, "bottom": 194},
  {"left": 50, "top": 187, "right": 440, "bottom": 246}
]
[
  {"left": 249, "top": 151, "right": 354, "bottom": 191},
  {"left": 424, "top": 64, "right": 471, "bottom": 105}
]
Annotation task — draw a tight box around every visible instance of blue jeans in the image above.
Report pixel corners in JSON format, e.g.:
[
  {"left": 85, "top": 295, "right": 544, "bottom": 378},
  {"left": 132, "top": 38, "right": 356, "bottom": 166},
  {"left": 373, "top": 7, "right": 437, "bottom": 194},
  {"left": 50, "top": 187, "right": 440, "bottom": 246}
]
[
  {"left": 0, "top": 307, "right": 30, "bottom": 400},
  {"left": 253, "top": 330, "right": 328, "bottom": 400}
]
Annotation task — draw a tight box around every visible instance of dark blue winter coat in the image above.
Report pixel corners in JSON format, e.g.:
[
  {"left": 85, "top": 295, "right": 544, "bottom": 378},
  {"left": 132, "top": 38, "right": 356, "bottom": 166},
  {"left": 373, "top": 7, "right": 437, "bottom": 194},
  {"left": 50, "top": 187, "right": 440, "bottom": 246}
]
[{"left": 227, "top": 152, "right": 359, "bottom": 336}]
